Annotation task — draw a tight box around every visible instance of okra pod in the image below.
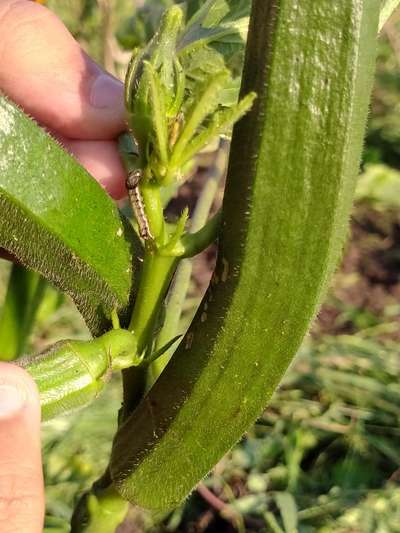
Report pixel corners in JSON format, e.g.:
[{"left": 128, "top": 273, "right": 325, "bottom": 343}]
[
  {"left": 110, "top": 0, "right": 380, "bottom": 512},
  {"left": 18, "top": 329, "right": 137, "bottom": 421}
]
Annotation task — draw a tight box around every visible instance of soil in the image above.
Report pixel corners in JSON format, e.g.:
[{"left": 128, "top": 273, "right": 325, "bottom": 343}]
[{"left": 313, "top": 205, "right": 400, "bottom": 339}]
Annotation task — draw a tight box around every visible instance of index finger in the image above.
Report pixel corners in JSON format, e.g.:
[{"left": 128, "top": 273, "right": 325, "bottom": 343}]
[{"left": 0, "top": 0, "right": 126, "bottom": 140}]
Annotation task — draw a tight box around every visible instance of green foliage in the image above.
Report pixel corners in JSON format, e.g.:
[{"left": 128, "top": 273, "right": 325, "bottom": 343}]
[
  {"left": 41, "top": 332, "right": 400, "bottom": 531},
  {"left": 118, "top": 0, "right": 250, "bottom": 107},
  {"left": 0, "top": 264, "right": 46, "bottom": 360},
  {"left": 229, "top": 335, "right": 400, "bottom": 530},
  {"left": 324, "top": 488, "right": 400, "bottom": 532},
  {"left": 123, "top": 4, "right": 255, "bottom": 188},
  {"left": 0, "top": 96, "right": 139, "bottom": 335},
  {"left": 1, "top": 1, "right": 395, "bottom": 530},
  {"left": 178, "top": 0, "right": 250, "bottom": 104},
  {"left": 117, "top": 0, "right": 175, "bottom": 50},
  {"left": 163, "top": 335, "right": 400, "bottom": 531},
  {"left": 366, "top": 24, "right": 400, "bottom": 167},
  {"left": 356, "top": 163, "right": 400, "bottom": 209}
]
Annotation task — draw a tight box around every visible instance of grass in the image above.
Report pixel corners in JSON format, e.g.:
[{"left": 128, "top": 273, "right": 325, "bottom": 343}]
[{"left": 32, "top": 308, "right": 400, "bottom": 531}]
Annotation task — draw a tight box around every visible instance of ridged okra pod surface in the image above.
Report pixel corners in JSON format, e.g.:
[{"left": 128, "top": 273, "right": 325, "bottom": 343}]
[
  {"left": 110, "top": 0, "right": 380, "bottom": 512},
  {"left": 18, "top": 330, "right": 137, "bottom": 421}
]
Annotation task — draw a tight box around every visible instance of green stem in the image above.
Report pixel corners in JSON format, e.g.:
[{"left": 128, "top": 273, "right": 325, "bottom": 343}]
[
  {"left": 181, "top": 210, "right": 221, "bottom": 258},
  {"left": 0, "top": 264, "right": 47, "bottom": 361},
  {"left": 121, "top": 158, "right": 172, "bottom": 422},
  {"left": 140, "top": 179, "right": 165, "bottom": 241},
  {"left": 128, "top": 249, "right": 178, "bottom": 355},
  {"left": 191, "top": 141, "right": 228, "bottom": 233},
  {"left": 71, "top": 470, "right": 128, "bottom": 533},
  {"left": 151, "top": 142, "right": 228, "bottom": 379},
  {"left": 149, "top": 260, "right": 192, "bottom": 381}
]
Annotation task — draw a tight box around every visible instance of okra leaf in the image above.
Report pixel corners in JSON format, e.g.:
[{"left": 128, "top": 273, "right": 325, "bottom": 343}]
[
  {"left": 0, "top": 96, "right": 139, "bottom": 335},
  {"left": 178, "top": 0, "right": 249, "bottom": 54},
  {"left": 118, "top": 0, "right": 249, "bottom": 104},
  {"left": 178, "top": 0, "right": 249, "bottom": 104},
  {"left": 116, "top": 0, "right": 175, "bottom": 50}
]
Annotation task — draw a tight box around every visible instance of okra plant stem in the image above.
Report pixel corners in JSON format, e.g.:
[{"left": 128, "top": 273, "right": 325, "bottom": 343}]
[
  {"left": 140, "top": 178, "right": 165, "bottom": 241},
  {"left": 128, "top": 249, "right": 178, "bottom": 355},
  {"left": 151, "top": 141, "right": 228, "bottom": 379}
]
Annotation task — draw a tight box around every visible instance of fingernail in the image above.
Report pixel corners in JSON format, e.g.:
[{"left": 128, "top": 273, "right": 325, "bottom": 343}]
[
  {"left": 0, "top": 384, "right": 26, "bottom": 419},
  {"left": 90, "top": 74, "right": 124, "bottom": 110}
]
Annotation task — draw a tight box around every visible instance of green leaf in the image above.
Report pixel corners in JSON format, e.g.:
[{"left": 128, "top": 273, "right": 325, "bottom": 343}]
[
  {"left": 116, "top": 0, "right": 176, "bottom": 50},
  {"left": 0, "top": 264, "right": 46, "bottom": 360},
  {"left": 146, "top": 334, "right": 182, "bottom": 364},
  {"left": 146, "top": 61, "right": 169, "bottom": 168},
  {"left": 111, "top": 0, "right": 380, "bottom": 512},
  {"left": 0, "top": 96, "right": 139, "bottom": 335},
  {"left": 179, "top": 91, "right": 256, "bottom": 164},
  {"left": 179, "top": 0, "right": 250, "bottom": 54},
  {"left": 119, "top": 0, "right": 250, "bottom": 111},
  {"left": 355, "top": 163, "right": 400, "bottom": 209},
  {"left": 178, "top": 0, "right": 250, "bottom": 105},
  {"left": 170, "top": 71, "right": 230, "bottom": 166},
  {"left": 274, "top": 492, "right": 298, "bottom": 533}
]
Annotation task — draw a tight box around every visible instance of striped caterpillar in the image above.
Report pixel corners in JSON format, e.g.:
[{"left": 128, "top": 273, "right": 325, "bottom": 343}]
[{"left": 126, "top": 170, "right": 153, "bottom": 241}]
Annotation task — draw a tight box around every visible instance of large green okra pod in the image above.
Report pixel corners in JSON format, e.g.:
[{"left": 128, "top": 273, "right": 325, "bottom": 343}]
[
  {"left": 110, "top": 0, "right": 380, "bottom": 512},
  {"left": 18, "top": 330, "right": 137, "bottom": 421}
]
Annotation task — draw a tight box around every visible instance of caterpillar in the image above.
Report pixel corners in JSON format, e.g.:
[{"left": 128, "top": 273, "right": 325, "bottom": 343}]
[{"left": 126, "top": 170, "right": 153, "bottom": 241}]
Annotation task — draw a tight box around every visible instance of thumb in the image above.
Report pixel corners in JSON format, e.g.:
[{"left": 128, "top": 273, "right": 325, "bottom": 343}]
[
  {"left": 0, "top": 363, "right": 44, "bottom": 533},
  {"left": 0, "top": 0, "right": 125, "bottom": 140}
]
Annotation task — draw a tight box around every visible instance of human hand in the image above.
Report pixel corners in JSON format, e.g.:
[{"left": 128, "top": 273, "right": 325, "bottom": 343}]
[
  {"left": 0, "top": 0, "right": 128, "bottom": 199},
  {"left": 0, "top": 363, "right": 43, "bottom": 533},
  {"left": 0, "top": 1, "right": 130, "bottom": 530}
]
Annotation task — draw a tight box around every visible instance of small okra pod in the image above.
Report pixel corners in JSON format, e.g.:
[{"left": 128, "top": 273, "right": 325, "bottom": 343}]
[{"left": 18, "top": 329, "right": 137, "bottom": 422}]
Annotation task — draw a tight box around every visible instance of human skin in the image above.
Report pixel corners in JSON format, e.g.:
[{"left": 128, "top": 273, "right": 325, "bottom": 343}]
[
  {"left": 0, "top": 1, "right": 129, "bottom": 530},
  {"left": 0, "top": 0, "right": 128, "bottom": 199}
]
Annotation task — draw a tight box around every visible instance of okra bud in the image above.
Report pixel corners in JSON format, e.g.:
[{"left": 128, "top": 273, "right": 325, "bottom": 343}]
[
  {"left": 18, "top": 329, "right": 137, "bottom": 421},
  {"left": 124, "top": 6, "right": 184, "bottom": 163}
]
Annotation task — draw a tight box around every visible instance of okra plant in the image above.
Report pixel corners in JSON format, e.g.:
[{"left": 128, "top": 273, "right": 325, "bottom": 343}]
[{"left": 0, "top": 0, "right": 396, "bottom": 530}]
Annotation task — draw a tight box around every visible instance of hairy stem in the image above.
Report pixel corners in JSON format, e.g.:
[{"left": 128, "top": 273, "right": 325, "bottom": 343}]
[
  {"left": 151, "top": 141, "right": 228, "bottom": 379},
  {"left": 140, "top": 180, "right": 165, "bottom": 241},
  {"left": 70, "top": 470, "right": 128, "bottom": 532},
  {"left": 128, "top": 249, "right": 178, "bottom": 355}
]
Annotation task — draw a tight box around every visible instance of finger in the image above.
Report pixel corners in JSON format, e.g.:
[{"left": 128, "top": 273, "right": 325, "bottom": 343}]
[
  {"left": 63, "top": 139, "right": 127, "bottom": 200},
  {"left": 0, "top": 0, "right": 126, "bottom": 140},
  {"left": 0, "top": 363, "right": 44, "bottom": 533}
]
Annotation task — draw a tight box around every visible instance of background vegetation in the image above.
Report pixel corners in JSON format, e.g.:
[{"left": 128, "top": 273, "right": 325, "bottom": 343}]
[{"left": 1, "top": 1, "right": 400, "bottom": 531}]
